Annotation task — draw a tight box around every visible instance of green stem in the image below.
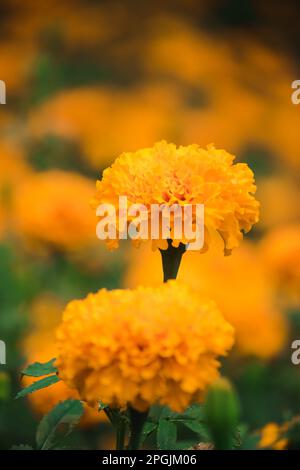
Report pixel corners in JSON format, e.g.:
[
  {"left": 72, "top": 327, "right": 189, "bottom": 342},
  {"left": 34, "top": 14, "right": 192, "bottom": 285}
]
[
  {"left": 103, "top": 407, "right": 127, "bottom": 450},
  {"left": 159, "top": 239, "right": 186, "bottom": 282},
  {"left": 128, "top": 407, "right": 149, "bottom": 450},
  {"left": 116, "top": 417, "right": 127, "bottom": 450}
]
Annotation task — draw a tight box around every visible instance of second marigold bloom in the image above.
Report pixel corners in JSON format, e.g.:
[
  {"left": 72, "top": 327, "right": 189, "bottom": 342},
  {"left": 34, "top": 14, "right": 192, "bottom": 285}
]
[
  {"left": 56, "top": 281, "right": 234, "bottom": 412},
  {"left": 92, "top": 141, "right": 259, "bottom": 254}
]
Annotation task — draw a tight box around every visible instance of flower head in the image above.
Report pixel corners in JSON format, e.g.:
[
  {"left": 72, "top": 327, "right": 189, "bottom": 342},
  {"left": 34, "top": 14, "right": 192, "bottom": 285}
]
[
  {"left": 56, "top": 281, "right": 234, "bottom": 412},
  {"left": 92, "top": 141, "right": 259, "bottom": 254}
]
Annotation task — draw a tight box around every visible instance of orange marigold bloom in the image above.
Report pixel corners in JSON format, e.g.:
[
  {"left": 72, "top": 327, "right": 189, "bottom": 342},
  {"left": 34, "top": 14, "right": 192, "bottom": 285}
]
[
  {"left": 22, "top": 294, "right": 103, "bottom": 427},
  {"left": 56, "top": 281, "right": 234, "bottom": 412},
  {"left": 92, "top": 141, "right": 259, "bottom": 254},
  {"left": 260, "top": 225, "right": 300, "bottom": 306},
  {"left": 14, "top": 170, "right": 96, "bottom": 251}
]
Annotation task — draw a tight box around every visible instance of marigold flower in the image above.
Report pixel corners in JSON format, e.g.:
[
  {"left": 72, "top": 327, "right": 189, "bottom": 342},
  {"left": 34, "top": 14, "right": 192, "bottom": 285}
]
[
  {"left": 56, "top": 281, "right": 234, "bottom": 412},
  {"left": 14, "top": 170, "right": 96, "bottom": 251},
  {"left": 92, "top": 141, "right": 259, "bottom": 254},
  {"left": 125, "top": 236, "right": 287, "bottom": 359},
  {"left": 22, "top": 294, "right": 103, "bottom": 427}
]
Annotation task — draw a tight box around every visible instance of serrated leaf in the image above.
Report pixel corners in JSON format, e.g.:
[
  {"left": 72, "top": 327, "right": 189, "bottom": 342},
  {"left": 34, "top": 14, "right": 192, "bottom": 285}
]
[
  {"left": 21, "top": 358, "right": 57, "bottom": 377},
  {"left": 11, "top": 444, "right": 34, "bottom": 450},
  {"left": 158, "top": 406, "right": 174, "bottom": 420},
  {"left": 160, "top": 404, "right": 203, "bottom": 423},
  {"left": 182, "top": 419, "right": 210, "bottom": 438},
  {"left": 36, "top": 399, "right": 84, "bottom": 450},
  {"left": 157, "top": 419, "right": 177, "bottom": 450},
  {"left": 16, "top": 375, "right": 60, "bottom": 399}
]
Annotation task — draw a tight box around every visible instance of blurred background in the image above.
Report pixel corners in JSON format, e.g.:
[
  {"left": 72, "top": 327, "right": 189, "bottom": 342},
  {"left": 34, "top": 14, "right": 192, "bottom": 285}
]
[{"left": 0, "top": 0, "right": 300, "bottom": 450}]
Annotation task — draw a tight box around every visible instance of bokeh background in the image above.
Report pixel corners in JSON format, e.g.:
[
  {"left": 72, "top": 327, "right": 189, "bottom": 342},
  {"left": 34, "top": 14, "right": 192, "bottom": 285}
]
[{"left": 0, "top": 0, "right": 300, "bottom": 450}]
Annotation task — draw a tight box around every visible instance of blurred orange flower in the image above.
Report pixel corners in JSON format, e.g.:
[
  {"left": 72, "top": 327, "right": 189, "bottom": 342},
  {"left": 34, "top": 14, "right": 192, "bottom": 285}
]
[
  {"left": 125, "top": 235, "right": 287, "bottom": 359},
  {"left": 7, "top": 0, "right": 119, "bottom": 49},
  {"left": 28, "top": 85, "right": 181, "bottom": 169},
  {"left": 144, "top": 17, "right": 235, "bottom": 89},
  {"left": 258, "top": 422, "right": 288, "bottom": 450},
  {"left": 13, "top": 170, "right": 96, "bottom": 251},
  {"left": 260, "top": 225, "right": 300, "bottom": 306},
  {"left": 257, "top": 176, "right": 300, "bottom": 230},
  {"left": 0, "top": 42, "right": 35, "bottom": 93}
]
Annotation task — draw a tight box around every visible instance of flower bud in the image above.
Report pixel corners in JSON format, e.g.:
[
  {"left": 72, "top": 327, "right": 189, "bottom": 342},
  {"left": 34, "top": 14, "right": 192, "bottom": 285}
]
[{"left": 204, "top": 377, "right": 240, "bottom": 449}]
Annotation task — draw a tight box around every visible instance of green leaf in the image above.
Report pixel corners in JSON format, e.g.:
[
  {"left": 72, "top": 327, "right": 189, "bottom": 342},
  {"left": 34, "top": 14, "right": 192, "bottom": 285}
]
[
  {"left": 183, "top": 404, "right": 203, "bottom": 420},
  {"left": 16, "top": 375, "right": 61, "bottom": 399},
  {"left": 11, "top": 444, "right": 34, "bottom": 450},
  {"left": 141, "top": 421, "right": 158, "bottom": 444},
  {"left": 182, "top": 419, "right": 210, "bottom": 438},
  {"left": 36, "top": 399, "right": 84, "bottom": 450},
  {"left": 21, "top": 358, "right": 57, "bottom": 377},
  {"left": 157, "top": 419, "right": 177, "bottom": 450},
  {"left": 161, "top": 404, "right": 203, "bottom": 422},
  {"left": 98, "top": 400, "right": 109, "bottom": 411}
]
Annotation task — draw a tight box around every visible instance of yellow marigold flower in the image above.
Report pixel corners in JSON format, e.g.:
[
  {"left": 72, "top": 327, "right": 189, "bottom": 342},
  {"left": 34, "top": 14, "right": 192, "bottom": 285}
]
[
  {"left": 92, "top": 141, "right": 259, "bottom": 254},
  {"left": 22, "top": 294, "right": 103, "bottom": 427},
  {"left": 125, "top": 236, "right": 287, "bottom": 359},
  {"left": 14, "top": 170, "right": 96, "bottom": 251},
  {"left": 56, "top": 281, "right": 234, "bottom": 412},
  {"left": 260, "top": 225, "right": 300, "bottom": 306},
  {"left": 258, "top": 422, "right": 289, "bottom": 450}
]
